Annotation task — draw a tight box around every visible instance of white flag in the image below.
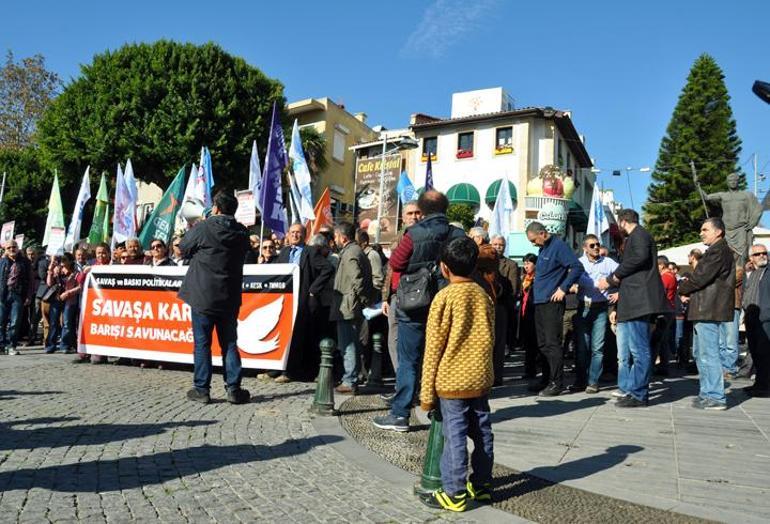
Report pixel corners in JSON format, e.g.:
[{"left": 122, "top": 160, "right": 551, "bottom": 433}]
[
  {"left": 249, "top": 140, "right": 263, "bottom": 213},
  {"left": 587, "top": 184, "right": 609, "bottom": 239},
  {"left": 288, "top": 120, "right": 315, "bottom": 221},
  {"left": 110, "top": 164, "right": 126, "bottom": 249},
  {"left": 195, "top": 147, "right": 214, "bottom": 209},
  {"left": 123, "top": 159, "right": 138, "bottom": 238},
  {"left": 64, "top": 166, "right": 91, "bottom": 251},
  {"left": 488, "top": 178, "right": 515, "bottom": 239}
]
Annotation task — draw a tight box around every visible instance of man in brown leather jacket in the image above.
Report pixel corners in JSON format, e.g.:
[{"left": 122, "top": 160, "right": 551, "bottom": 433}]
[{"left": 678, "top": 217, "right": 735, "bottom": 411}]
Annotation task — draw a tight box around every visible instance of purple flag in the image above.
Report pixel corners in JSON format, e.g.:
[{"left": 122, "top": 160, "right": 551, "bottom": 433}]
[
  {"left": 259, "top": 102, "right": 289, "bottom": 236},
  {"left": 424, "top": 151, "right": 434, "bottom": 191}
]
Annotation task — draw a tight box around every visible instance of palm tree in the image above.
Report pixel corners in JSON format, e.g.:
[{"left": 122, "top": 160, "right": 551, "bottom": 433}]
[{"left": 299, "top": 126, "right": 328, "bottom": 179}]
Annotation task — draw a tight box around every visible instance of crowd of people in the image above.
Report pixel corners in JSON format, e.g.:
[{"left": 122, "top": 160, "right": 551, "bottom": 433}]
[
  {"left": 2, "top": 187, "right": 769, "bottom": 512},
  {"left": 0, "top": 232, "right": 186, "bottom": 359}
]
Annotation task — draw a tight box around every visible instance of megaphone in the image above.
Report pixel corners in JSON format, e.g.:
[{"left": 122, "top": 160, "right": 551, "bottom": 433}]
[
  {"left": 753, "top": 80, "right": 770, "bottom": 105},
  {"left": 180, "top": 197, "right": 206, "bottom": 226}
]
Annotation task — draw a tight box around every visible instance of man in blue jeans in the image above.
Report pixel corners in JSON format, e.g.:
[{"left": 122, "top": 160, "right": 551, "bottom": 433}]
[
  {"left": 599, "top": 209, "right": 669, "bottom": 407},
  {"left": 0, "top": 240, "right": 31, "bottom": 355},
  {"left": 179, "top": 191, "right": 250, "bottom": 405},
  {"left": 571, "top": 234, "right": 618, "bottom": 393},
  {"left": 373, "top": 190, "right": 464, "bottom": 432},
  {"left": 330, "top": 222, "right": 374, "bottom": 394},
  {"left": 718, "top": 266, "right": 742, "bottom": 379},
  {"left": 678, "top": 218, "right": 735, "bottom": 410}
]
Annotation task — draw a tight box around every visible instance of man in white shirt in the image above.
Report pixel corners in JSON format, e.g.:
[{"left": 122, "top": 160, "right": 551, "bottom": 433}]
[{"left": 571, "top": 234, "right": 619, "bottom": 393}]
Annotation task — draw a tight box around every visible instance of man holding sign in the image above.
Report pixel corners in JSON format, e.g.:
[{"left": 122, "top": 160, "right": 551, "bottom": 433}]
[{"left": 178, "top": 191, "right": 251, "bottom": 404}]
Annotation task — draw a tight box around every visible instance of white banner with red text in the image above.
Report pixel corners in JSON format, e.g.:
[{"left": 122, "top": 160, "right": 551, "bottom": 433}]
[{"left": 78, "top": 264, "right": 299, "bottom": 370}]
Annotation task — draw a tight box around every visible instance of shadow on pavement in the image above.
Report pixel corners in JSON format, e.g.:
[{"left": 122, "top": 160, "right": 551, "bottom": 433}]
[
  {"left": 0, "top": 417, "right": 215, "bottom": 451},
  {"left": 0, "top": 436, "right": 343, "bottom": 492},
  {"left": 249, "top": 387, "right": 315, "bottom": 402},
  {"left": 491, "top": 397, "right": 607, "bottom": 422},
  {"left": 493, "top": 445, "right": 644, "bottom": 499},
  {"left": 0, "top": 390, "right": 63, "bottom": 400}
]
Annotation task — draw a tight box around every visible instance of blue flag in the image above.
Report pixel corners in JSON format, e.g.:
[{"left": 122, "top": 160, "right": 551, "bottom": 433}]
[
  {"left": 424, "top": 152, "right": 434, "bottom": 191},
  {"left": 259, "top": 102, "right": 289, "bottom": 236},
  {"left": 396, "top": 171, "right": 416, "bottom": 204},
  {"left": 249, "top": 140, "right": 262, "bottom": 212},
  {"left": 196, "top": 147, "right": 215, "bottom": 209}
]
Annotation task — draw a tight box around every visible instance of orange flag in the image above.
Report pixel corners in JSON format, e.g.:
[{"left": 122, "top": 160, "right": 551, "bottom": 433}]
[{"left": 307, "top": 187, "right": 333, "bottom": 240}]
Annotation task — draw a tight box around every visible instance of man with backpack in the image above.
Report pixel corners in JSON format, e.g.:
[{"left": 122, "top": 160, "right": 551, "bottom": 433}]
[{"left": 373, "top": 190, "right": 465, "bottom": 432}]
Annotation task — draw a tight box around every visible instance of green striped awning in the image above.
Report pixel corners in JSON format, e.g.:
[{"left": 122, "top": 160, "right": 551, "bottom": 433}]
[
  {"left": 485, "top": 179, "right": 518, "bottom": 207},
  {"left": 446, "top": 183, "right": 481, "bottom": 210},
  {"left": 568, "top": 200, "right": 588, "bottom": 231}
]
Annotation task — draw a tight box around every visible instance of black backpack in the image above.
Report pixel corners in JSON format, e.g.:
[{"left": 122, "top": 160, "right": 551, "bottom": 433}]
[{"left": 396, "top": 225, "right": 462, "bottom": 312}]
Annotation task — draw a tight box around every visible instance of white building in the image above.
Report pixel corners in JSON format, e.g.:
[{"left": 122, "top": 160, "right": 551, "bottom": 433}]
[{"left": 406, "top": 87, "right": 594, "bottom": 251}]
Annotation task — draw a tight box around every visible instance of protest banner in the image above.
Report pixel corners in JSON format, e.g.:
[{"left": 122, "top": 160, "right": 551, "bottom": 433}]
[
  {"left": 78, "top": 264, "right": 299, "bottom": 370},
  {"left": 46, "top": 226, "right": 66, "bottom": 256},
  {"left": 1, "top": 221, "right": 15, "bottom": 243},
  {"left": 354, "top": 154, "right": 401, "bottom": 244},
  {"left": 14, "top": 234, "right": 24, "bottom": 250},
  {"left": 234, "top": 189, "right": 256, "bottom": 226}
]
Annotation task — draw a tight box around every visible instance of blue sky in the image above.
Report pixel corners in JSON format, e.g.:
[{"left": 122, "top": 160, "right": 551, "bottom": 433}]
[{"left": 5, "top": 0, "right": 770, "bottom": 213}]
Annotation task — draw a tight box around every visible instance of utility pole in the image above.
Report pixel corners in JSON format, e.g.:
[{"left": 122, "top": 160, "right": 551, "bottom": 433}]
[{"left": 754, "top": 152, "right": 759, "bottom": 197}]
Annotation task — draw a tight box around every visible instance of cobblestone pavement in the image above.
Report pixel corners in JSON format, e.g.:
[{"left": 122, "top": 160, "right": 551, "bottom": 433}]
[
  {"left": 339, "top": 393, "right": 713, "bottom": 524},
  {"left": 0, "top": 351, "right": 479, "bottom": 523}
]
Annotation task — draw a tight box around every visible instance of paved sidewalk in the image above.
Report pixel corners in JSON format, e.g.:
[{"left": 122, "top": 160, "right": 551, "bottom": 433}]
[
  {"left": 0, "top": 350, "right": 487, "bottom": 523},
  {"left": 489, "top": 368, "right": 770, "bottom": 523}
]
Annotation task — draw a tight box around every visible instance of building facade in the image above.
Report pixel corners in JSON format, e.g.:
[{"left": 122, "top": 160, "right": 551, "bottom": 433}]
[
  {"left": 287, "top": 97, "right": 377, "bottom": 218},
  {"left": 407, "top": 87, "right": 594, "bottom": 250}
]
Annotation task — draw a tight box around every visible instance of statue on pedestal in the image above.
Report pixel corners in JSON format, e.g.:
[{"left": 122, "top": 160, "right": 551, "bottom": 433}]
[{"left": 700, "top": 173, "right": 763, "bottom": 264}]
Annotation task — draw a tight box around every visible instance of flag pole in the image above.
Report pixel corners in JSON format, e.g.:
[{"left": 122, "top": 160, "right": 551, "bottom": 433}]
[
  {"left": 258, "top": 151, "right": 268, "bottom": 253},
  {"left": 0, "top": 171, "right": 6, "bottom": 204}
]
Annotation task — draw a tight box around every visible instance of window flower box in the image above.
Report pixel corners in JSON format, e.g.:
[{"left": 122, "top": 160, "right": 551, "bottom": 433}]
[
  {"left": 421, "top": 153, "right": 437, "bottom": 162},
  {"left": 456, "top": 149, "right": 473, "bottom": 159},
  {"left": 494, "top": 145, "right": 513, "bottom": 155}
]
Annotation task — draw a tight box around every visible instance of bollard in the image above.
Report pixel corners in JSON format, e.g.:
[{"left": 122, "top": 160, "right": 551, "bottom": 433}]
[
  {"left": 414, "top": 409, "right": 444, "bottom": 496},
  {"left": 310, "top": 338, "right": 337, "bottom": 416},
  {"left": 366, "top": 332, "right": 385, "bottom": 388}
]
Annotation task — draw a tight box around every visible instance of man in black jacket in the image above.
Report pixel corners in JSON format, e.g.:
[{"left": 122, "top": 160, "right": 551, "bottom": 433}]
[
  {"left": 179, "top": 191, "right": 250, "bottom": 405},
  {"left": 599, "top": 209, "right": 669, "bottom": 407},
  {"left": 0, "top": 240, "right": 32, "bottom": 355},
  {"left": 274, "top": 223, "right": 335, "bottom": 383},
  {"left": 743, "top": 244, "right": 769, "bottom": 396},
  {"left": 678, "top": 218, "right": 735, "bottom": 410}
]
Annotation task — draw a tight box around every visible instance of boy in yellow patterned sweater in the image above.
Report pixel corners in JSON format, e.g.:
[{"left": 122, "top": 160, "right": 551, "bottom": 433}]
[{"left": 419, "top": 236, "right": 495, "bottom": 512}]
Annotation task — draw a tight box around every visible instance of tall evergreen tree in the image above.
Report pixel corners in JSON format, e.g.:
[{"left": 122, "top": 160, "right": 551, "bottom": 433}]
[{"left": 643, "top": 54, "right": 743, "bottom": 247}]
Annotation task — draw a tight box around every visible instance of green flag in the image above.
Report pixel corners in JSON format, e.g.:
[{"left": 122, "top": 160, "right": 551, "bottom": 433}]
[
  {"left": 138, "top": 166, "right": 186, "bottom": 249},
  {"left": 88, "top": 173, "right": 110, "bottom": 244},
  {"left": 103, "top": 203, "right": 110, "bottom": 244},
  {"left": 42, "top": 171, "right": 65, "bottom": 247}
]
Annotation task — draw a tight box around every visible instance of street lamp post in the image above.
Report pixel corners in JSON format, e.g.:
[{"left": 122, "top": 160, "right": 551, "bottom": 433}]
[
  {"left": 621, "top": 166, "right": 650, "bottom": 210},
  {"left": 374, "top": 135, "right": 419, "bottom": 244}
]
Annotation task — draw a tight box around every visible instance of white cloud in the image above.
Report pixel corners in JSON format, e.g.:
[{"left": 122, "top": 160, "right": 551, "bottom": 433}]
[{"left": 402, "top": 0, "right": 499, "bottom": 59}]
